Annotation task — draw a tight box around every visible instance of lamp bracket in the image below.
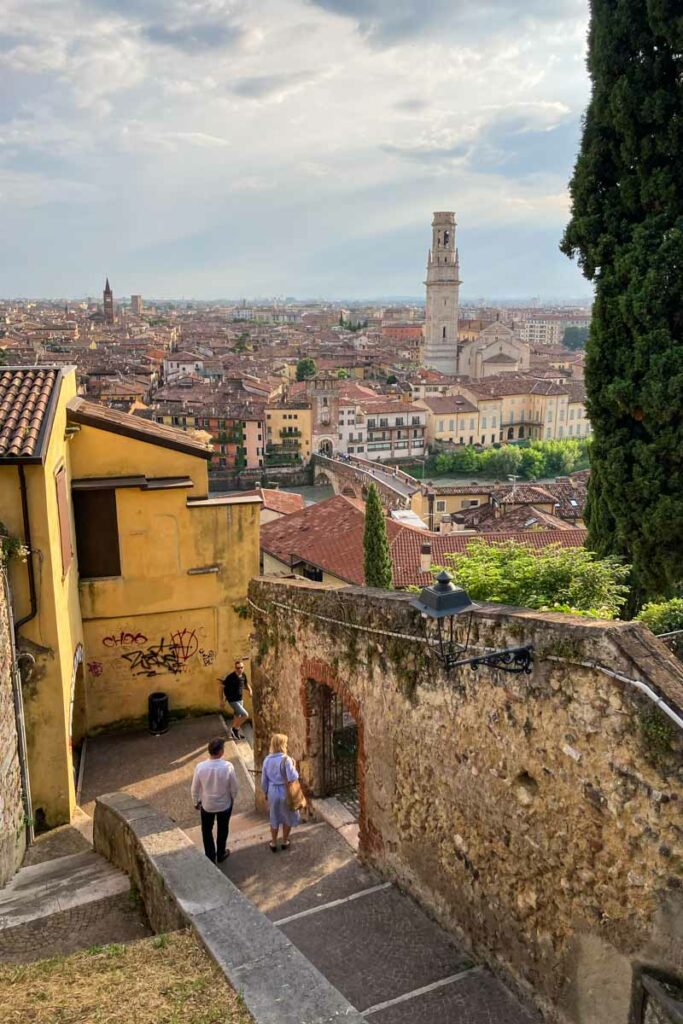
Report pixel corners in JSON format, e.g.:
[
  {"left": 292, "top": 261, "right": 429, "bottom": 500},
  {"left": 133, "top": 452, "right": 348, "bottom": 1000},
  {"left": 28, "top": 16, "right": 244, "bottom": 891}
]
[{"left": 451, "top": 645, "right": 534, "bottom": 675}]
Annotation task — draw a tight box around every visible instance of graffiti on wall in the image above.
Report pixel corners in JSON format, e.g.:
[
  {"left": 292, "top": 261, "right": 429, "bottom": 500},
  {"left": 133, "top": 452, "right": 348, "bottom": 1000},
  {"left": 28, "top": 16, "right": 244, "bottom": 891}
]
[{"left": 91, "top": 624, "right": 215, "bottom": 679}]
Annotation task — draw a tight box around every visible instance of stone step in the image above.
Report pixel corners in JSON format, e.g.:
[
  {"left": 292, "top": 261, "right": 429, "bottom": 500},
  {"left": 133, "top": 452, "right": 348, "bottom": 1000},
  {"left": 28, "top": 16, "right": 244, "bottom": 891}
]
[{"left": 0, "top": 850, "right": 130, "bottom": 930}]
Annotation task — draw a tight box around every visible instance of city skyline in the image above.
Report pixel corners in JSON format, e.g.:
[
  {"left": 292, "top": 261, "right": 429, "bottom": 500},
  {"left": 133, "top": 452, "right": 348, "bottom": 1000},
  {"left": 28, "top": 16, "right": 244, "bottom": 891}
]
[{"left": 2, "top": 0, "right": 591, "bottom": 298}]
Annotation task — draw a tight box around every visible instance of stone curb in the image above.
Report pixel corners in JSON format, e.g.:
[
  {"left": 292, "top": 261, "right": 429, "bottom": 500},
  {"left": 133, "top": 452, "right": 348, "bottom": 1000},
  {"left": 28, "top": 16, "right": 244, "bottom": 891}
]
[{"left": 93, "top": 791, "right": 365, "bottom": 1024}]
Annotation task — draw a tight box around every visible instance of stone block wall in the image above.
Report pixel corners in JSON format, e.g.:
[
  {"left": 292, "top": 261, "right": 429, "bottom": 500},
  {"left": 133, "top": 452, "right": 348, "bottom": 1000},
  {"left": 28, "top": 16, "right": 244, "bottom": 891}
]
[
  {"left": 0, "top": 574, "right": 26, "bottom": 886},
  {"left": 249, "top": 577, "right": 683, "bottom": 1024}
]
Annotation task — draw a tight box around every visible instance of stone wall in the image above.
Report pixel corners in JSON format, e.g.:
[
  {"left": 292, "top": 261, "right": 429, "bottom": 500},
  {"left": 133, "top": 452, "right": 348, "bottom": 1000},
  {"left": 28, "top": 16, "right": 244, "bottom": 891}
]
[
  {"left": 248, "top": 577, "right": 683, "bottom": 1024},
  {"left": 0, "top": 573, "right": 26, "bottom": 886},
  {"left": 208, "top": 464, "right": 312, "bottom": 493}
]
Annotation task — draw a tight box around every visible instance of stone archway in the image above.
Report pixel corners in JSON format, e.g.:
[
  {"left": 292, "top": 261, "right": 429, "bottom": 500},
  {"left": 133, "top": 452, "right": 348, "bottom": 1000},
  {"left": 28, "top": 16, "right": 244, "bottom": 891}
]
[
  {"left": 314, "top": 469, "right": 334, "bottom": 488},
  {"left": 302, "top": 672, "right": 362, "bottom": 819},
  {"left": 341, "top": 484, "right": 358, "bottom": 498},
  {"left": 318, "top": 438, "right": 334, "bottom": 456}
]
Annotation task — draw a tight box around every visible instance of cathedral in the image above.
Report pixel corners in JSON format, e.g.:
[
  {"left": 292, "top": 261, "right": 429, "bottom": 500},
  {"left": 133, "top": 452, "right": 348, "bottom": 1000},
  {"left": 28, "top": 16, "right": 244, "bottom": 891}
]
[{"left": 421, "top": 211, "right": 529, "bottom": 379}]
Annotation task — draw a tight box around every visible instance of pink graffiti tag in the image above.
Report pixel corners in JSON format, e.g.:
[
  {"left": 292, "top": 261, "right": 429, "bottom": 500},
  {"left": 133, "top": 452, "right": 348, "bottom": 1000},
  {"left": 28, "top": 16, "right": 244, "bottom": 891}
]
[
  {"left": 169, "top": 628, "right": 199, "bottom": 662},
  {"left": 87, "top": 661, "right": 103, "bottom": 677}
]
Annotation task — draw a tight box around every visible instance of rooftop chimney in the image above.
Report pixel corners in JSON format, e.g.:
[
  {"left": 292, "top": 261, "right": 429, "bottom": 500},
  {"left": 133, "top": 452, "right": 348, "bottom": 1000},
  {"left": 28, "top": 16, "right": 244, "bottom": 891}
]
[{"left": 420, "top": 541, "right": 432, "bottom": 573}]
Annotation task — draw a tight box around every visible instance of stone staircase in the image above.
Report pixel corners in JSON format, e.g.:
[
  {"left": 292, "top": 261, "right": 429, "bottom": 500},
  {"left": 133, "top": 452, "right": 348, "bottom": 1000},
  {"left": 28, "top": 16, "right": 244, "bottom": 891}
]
[{"left": 0, "top": 816, "right": 150, "bottom": 963}]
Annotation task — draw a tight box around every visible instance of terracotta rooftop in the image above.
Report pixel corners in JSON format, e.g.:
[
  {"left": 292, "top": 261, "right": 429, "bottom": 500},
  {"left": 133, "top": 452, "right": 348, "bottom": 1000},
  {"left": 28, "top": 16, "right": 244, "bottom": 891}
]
[
  {"left": 420, "top": 395, "right": 478, "bottom": 415},
  {"left": 259, "top": 488, "right": 306, "bottom": 515},
  {"left": 0, "top": 367, "right": 62, "bottom": 463},
  {"left": 455, "top": 502, "right": 573, "bottom": 533},
  {"left": 67, "top": 397, "right": 214, "bottom": 459},
  {"left": 261, "top": 494, "right": 588, "bottom": 588}
]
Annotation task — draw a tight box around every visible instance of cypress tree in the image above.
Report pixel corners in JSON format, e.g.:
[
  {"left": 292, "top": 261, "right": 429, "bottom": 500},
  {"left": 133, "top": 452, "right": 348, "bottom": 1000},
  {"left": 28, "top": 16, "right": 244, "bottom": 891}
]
[
  {"left": 561, "top": 1, "right": 683, "bottom": 609},
  {"left": 363, "top": 483, "right": 393, "bottom": 589}
]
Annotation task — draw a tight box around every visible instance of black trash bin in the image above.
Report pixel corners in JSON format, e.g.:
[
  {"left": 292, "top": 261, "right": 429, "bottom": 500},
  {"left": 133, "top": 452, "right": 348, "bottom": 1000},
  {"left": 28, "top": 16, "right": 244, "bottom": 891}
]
[{"left": 148, "top": 692, "right": 169, "bottom": 735}]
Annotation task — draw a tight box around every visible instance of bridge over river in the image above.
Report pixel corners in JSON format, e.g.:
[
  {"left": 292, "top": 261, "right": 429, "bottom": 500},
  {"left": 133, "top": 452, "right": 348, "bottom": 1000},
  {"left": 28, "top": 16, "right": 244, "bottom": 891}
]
[{"left": 312, "top": 454, "right": 424, "bottom": 513}]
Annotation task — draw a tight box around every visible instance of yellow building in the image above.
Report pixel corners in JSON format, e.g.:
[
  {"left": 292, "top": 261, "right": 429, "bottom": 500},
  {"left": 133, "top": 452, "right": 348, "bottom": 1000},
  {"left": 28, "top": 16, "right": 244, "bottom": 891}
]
[
  {"left": 0, "top": 366, "right": 260, "bottom": 828},
  {"left": 265, "top": 402, "right": 312, "bottom": 463},
  {"left": 417, "top": 395, "right": 480, "bottom": 446}
]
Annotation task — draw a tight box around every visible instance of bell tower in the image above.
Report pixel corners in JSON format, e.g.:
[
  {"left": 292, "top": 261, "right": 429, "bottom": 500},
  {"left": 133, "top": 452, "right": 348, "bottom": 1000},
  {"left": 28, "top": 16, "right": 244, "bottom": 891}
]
[
  {"left": 103, "top": 277, "right": 115, "bottom": 325},
  {"left": 422, "top": 211, "right": 461, "bottom": 374}
]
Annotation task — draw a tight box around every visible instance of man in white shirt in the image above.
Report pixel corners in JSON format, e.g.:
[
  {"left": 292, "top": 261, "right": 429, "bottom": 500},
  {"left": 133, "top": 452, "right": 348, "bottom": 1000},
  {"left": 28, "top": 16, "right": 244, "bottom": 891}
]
[{"left": 191, "top": 737, "right": 239, "bottom": 864}]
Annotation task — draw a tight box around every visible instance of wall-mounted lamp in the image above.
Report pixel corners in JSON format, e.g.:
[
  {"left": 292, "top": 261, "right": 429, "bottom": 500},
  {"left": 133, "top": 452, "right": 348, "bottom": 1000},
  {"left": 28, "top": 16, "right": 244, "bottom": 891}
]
[{"left": 410, "top": 569, "right": 533, "bottom": 674}]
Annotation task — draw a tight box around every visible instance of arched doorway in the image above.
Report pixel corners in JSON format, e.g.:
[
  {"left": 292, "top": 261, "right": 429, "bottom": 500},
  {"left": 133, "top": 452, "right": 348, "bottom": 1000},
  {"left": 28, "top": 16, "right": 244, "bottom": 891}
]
[
  {"left": 306, "top": 680, "right": 359, "bottom": 816},
  {"left": 321, "top": 687, "right": 358, "bottom": 813},
  {"left": 318, "top": 439, "right": 334, "bottom": 456}
]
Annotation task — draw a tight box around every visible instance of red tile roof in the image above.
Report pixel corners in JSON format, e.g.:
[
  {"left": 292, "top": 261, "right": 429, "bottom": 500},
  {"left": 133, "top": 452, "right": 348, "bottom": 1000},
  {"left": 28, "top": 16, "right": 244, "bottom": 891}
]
[
  {"left": 260, "top": 494, "right": 588, "bottom": 588},
  {"left": 392, "top": 528, "right": 589, "bottom": 588},
  {"left": 259, "top": 488, "right": 306, "bottom": 515},
  {"left": 420, "top": 395, "right": 478, "bottom": 415},
  {"left": 0, "top": 367, "right": 61, "bottom": 462}
]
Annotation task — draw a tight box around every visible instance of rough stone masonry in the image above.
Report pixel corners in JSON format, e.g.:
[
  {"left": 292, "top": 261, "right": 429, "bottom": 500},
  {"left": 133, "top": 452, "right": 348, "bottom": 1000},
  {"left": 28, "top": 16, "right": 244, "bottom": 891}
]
[
  {"left": 0, "top": 574, "right": 26, "bottom": 886},
  {"left": 248, "top": 577, "right": 683, "bottom": 1024}
]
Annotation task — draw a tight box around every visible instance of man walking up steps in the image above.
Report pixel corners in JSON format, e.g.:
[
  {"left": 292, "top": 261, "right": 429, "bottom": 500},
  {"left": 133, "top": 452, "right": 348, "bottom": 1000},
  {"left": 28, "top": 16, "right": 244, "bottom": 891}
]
[{"left": 219, "top": 659, "right": 252, "bottom": 740}]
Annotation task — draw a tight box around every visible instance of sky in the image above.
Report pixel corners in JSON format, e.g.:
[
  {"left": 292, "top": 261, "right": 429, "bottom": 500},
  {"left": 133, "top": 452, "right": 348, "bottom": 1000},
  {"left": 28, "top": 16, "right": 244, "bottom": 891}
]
[{"left": 0, "top": 0, "right": 593, "bottom": 300}]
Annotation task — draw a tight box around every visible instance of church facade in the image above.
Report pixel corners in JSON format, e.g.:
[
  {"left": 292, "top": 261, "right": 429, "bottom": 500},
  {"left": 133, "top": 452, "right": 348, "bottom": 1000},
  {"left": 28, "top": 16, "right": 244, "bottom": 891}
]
[{"left": 421, "top": 212, "right": 530, "bottom": 380}]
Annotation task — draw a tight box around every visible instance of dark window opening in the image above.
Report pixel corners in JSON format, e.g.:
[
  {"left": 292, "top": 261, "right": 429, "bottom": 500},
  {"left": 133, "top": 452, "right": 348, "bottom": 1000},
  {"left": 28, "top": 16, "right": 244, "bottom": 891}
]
[
  {"left": 303, "top": 565, "right": 323, "bottom": 582},
  {"left": 73, "top": 489, "right": 121, "bottom": 578}
]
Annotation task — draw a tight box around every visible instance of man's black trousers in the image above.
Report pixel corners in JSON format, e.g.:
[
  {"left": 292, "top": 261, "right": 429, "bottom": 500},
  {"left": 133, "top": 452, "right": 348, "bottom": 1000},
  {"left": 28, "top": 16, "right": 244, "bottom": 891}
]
[{"left": 200, "top": 805, "right": 232, "bottom": 862}]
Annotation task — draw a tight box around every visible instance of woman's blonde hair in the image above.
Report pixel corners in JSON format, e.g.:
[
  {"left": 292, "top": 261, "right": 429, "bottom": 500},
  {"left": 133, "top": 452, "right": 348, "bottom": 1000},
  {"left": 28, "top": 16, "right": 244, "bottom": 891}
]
[{"left": 269, "top": 732, "right": 288, "bottom": 754}]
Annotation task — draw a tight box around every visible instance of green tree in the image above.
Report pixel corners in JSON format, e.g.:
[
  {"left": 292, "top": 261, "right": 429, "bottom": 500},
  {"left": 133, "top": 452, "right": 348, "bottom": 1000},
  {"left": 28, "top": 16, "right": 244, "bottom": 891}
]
[
  {"left": 386, "top": 374, "right": 398, "bottom": 385},
  {"left": 519, "top": 447, "right": 545, "bottom": 480},
  {"left": 296, "top": 357, "right": 317, "bottom": 381},
  {"left": 0, "top": 348, "right": 7, "bottom": 366},
  {"left": 363, "top": 483, "right": 393, "bottom": 589},
  {"left": 562, "top": 325, "right": 589, "bottom": 350},
  {"left": 337, "top": 368, "right": 350, "bottom": 379},
  {"left": 560, "top": 1, "right": 683, "bottom": 609},
  {"left": 440, "top": 540, "right": 629, "bottom": 618}
]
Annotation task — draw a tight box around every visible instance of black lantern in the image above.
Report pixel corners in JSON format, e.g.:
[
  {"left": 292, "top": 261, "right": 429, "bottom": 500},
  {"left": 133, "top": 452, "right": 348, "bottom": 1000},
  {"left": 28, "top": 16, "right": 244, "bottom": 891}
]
[{"left": 410, "top": 569, "right": 533, "bottom": 674}]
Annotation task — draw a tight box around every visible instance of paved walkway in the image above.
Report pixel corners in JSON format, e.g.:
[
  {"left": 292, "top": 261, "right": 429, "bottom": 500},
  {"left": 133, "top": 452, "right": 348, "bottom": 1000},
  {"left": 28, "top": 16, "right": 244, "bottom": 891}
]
[{"left": 80, "top": 715, "right": 540, "bottom": 1023}]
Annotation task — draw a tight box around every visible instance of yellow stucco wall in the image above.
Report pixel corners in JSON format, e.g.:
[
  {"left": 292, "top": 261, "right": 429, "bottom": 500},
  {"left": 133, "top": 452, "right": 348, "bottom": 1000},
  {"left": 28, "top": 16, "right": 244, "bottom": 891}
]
[
  {"left": 0, "top": 369, "right": 83, "bottom": 827},
  {"left": 265, "top": 406, "right": 312, "bottom": 460},
  {"left": 2, "top": 373, "right": 260, "bottom": 827},
  {"left": 69, "top": 424, "right": 260, "bottom": 730}
]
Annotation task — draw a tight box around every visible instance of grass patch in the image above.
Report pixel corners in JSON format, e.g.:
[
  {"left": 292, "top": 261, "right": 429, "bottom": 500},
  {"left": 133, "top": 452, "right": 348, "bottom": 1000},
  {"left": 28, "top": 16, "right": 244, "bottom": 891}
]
[{"left": 0, "top": 930, "right": 253, "bottom": 1023}]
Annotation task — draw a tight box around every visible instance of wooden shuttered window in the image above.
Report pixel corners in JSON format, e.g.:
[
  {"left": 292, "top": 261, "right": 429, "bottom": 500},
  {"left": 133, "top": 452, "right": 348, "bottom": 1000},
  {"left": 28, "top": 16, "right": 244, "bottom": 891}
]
[
  {"left": 72, "top": 489, "right": 121, "bottom": 578},
  {"left": 55, "top": 465, "right": 73, "bottom": 576}
]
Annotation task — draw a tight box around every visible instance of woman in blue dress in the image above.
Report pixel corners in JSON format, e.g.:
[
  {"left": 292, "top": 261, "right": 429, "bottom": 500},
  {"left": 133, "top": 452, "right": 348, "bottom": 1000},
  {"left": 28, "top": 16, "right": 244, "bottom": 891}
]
[{"left": 261, "top": 732, "right": 300, "bottom": 851}]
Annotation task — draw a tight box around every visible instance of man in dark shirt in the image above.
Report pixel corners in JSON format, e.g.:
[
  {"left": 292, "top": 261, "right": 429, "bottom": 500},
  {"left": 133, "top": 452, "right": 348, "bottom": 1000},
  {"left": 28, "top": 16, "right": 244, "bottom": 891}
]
[{"left": 219, "top": 659, "right": 252, "bottom": 741}]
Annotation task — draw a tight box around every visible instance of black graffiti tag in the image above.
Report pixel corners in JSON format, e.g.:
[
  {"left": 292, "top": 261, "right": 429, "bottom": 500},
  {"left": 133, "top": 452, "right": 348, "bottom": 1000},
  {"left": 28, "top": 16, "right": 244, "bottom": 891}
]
[{"left": 121, "top": 637, "right": 183, "bottom": 677}]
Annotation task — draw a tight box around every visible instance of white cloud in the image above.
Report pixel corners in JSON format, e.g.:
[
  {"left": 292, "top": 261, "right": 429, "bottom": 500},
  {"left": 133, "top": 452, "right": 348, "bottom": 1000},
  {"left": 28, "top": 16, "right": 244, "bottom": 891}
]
[{"left": 0, "top": 0, "right": 591, "bottom": 298}]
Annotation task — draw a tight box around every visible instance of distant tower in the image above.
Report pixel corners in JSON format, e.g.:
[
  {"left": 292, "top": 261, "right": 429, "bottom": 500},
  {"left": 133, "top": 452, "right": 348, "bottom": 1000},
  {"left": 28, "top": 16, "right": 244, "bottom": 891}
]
[
  {"left": 131, "top": 294, "right": 143, "bottom": 316},
  {"left": 103, "top": 277, "right": 115, "bottom": 324},
  {"left": 422, "top": 212, "right": 461, "bottom": 374}
]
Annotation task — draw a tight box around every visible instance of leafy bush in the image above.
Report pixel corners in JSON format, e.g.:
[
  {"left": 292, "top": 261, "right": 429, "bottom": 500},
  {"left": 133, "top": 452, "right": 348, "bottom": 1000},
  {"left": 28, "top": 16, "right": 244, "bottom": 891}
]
[
  {"left": 438, "top": 539, "right": 629, "bottom": 618},
  {"left": 637, "top": 599, "right": 683, "bottom": 636}
]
